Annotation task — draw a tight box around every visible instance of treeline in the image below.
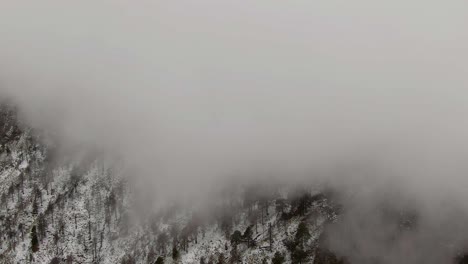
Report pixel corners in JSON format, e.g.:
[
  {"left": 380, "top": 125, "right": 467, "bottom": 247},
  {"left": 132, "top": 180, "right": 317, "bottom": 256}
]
[{"left": 134, "top": 183, "right": 342, "bottom": 264}]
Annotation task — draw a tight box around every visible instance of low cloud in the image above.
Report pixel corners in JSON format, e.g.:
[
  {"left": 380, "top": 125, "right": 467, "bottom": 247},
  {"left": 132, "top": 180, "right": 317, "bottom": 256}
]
[{"left": 1, "top": 1, "right": 468, "bottom": 262}]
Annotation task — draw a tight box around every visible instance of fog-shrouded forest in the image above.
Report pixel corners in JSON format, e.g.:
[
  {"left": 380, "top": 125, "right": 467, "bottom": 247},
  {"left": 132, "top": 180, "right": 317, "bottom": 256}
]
[{"left": 1, "top": 1, "right": 468, "bottom": 263}]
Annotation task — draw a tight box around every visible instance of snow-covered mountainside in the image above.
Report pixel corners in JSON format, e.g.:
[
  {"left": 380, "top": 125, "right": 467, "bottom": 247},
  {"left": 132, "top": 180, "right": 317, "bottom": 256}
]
[
  {"left": 4, "top": 104, "right": 468, "bottom": 264},
  {"left": 0, "top": 104, "right": 359, "bottom": 264}
]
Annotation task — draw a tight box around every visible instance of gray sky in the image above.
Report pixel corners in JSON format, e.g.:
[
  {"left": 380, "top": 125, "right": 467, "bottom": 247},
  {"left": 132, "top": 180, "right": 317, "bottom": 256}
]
[
  {"left": 1, "top": 2, "right": 468, "bottom": 259},
  {"left": 0, "top": 0, "right": 468, "bottom": 263},
  {"left": 1, "top": 0, "right": 468, "bottom": 195}
]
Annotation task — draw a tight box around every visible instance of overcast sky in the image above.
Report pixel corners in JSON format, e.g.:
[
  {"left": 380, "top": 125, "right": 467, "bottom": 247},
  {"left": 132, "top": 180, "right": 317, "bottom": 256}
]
[
  {"left": 2, "top": 1, "right": 468, "bottom": 262},
  {"left": 1, "top": 0, "right": 468, "bottom": 219}
]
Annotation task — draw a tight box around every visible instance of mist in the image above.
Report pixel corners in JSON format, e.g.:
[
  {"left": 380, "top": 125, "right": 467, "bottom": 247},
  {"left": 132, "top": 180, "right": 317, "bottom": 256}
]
[{"left": 1, "top": 1, "right": 468, "bottom": 262}]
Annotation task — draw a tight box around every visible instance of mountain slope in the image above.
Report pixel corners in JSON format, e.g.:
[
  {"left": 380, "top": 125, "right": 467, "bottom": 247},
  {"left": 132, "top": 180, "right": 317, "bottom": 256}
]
[{"left": 0, "top": 104, "right": 344, "bottom": 264}]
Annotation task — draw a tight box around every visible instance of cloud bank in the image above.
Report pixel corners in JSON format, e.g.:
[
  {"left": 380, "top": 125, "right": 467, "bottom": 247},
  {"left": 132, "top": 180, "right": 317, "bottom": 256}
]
[{"left": 1, "top": 1, "right": 468, "bottom": 262}]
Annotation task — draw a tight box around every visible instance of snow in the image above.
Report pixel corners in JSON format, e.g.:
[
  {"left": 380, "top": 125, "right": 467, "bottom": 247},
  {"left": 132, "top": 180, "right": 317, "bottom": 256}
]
[
  {"left": 19, "top": 159, "right": 29, "bottom": 170},
  {"left": 0, "top": 115, "right": 334, "bottom": 264}
]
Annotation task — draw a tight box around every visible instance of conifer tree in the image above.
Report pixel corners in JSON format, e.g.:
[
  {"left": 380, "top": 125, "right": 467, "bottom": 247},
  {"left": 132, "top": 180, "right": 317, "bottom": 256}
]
[
  {"left": 230, "top": 230, "right": 242, "bottom": 246},
  {"left": 243, "top": 226, "right": 253, "bottom": 248},
  {"left": 295, "top": 222, "right": 310, "bottom": 248},
  {"left": 31, "top": 225, "right": 39, "bottom": 253},
  {"left": 154, "top": 256, "right": 164, "bottom": 264},
  {"left": 217, "top": 253, "right": 225, "bottom": 264},
  {"left": 172, "top": 245, "right": 180, "bottom": 261},
  {"left": 272, "top": 252, "right": 285, "bottom": 264},
  {"left": 200, "top": 256, "right": 206, "bottom": 264},
  {"left": 207, "top": 255, "right": 214, "bottom": 264}
]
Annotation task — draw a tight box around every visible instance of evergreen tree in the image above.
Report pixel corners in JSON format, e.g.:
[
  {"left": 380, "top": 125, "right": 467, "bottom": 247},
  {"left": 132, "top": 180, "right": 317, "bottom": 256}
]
[
  {"left": 284, "top": 223, "right": 312, "bottom": 264},
  {"left": 295, "top": 222, "right": 310, "bottom": 247},
  {"left": 207, "top": 255, "right": 214, "bottom": 264},
  {"left": 31, "top": 225, "right": 39, "bottom": 253},
  {"left": 1, "top": 193, "right": 7, "bottom": 210},
  {"left": 269, "top": 223, "right": 273, "bottom": 251},
  {"left": 230, "top": 230, "right": 242, "bottom": 246},
  {"left": 291, "top": 248, "right": 308, "bottom": 264},
  {"left": 242, "top": 226, "right": 253, "bottom": 248},
  {"left": 37, "top": 213, "right": 46, "bottom": 240},
  {"left": 200, "top": 256, "right": 206, "bottom": 264},
  {"left": 291, "top": 193, "right": 313, "bottom": 216},
  {"left": 272, "top": 252, "right": 285, "bottom": 264},
  {"left": 217, "top": 253, "right": 225, "bottom": 264},
  {"left": 32, "top": 199, "right": 38, "bottom": 215},
  {"left": 154, "top": 256, "right": 164, "bottom": 264},
  {"left": 172, "top": 245, "right": 180, "bottom": 261}
]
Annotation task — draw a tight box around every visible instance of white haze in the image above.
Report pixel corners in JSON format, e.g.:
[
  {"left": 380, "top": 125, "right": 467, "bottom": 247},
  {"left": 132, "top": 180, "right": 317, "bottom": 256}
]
[{"left": 1, "top": 1, "right": 468, "bottom": 262}]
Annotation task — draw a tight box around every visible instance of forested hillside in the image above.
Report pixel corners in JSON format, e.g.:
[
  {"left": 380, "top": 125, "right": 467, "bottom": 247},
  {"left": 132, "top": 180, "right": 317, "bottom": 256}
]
[
  {"left": 4, "top": 103, "right": 462, "bottom": 264},
  {"left": 0, "top": 104, "right": 347, "bottom": 264}
]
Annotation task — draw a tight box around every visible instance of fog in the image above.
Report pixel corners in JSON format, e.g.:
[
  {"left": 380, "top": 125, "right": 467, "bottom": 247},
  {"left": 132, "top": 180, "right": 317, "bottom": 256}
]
[{"left": 1, "top": 1, "right": 468, "bottom": 262}]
